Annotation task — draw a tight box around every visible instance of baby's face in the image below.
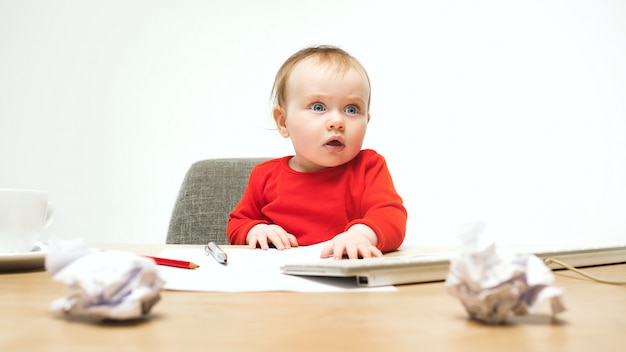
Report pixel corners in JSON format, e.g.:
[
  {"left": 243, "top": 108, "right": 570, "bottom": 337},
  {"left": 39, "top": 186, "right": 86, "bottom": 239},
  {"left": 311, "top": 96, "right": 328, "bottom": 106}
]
[{"left": 277, "top": 58, "right": 370, "bottom": 172}]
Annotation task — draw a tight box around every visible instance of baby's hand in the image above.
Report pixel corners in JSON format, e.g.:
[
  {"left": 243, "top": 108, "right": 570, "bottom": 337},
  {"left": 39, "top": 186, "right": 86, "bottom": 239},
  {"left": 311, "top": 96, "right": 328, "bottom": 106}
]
[
  {"left": 246, "top": 224, "right": 299, "bottom": 250},
  {"left": 320, "top": 224, "right": 383, "bottom": 260}
]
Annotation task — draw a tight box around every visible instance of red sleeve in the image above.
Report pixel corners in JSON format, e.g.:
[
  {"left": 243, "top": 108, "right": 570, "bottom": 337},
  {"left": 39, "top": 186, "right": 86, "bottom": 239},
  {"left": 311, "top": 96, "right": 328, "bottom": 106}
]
[
  {"left": 345, "top": 152, "right": 407, "bottom": 252},
  {"left": 226, "top": 165, "right": 269, "bottom": 245}
]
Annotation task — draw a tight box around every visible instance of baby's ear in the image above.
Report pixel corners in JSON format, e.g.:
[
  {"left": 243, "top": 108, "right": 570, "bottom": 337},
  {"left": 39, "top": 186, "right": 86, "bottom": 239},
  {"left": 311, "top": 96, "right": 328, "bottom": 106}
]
[{"left": 273, "top": 106, "right": 290, "bottom": 138}]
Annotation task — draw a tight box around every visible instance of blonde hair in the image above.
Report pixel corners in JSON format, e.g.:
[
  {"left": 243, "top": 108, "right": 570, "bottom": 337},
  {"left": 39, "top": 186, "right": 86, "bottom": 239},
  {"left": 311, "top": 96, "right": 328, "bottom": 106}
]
[{"left": 271, "top": 45, "right": 371, "bottom": 112}]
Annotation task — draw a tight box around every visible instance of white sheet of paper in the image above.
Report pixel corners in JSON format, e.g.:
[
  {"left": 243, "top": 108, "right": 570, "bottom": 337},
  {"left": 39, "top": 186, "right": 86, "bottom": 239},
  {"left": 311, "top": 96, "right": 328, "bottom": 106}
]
[{"left": 156, "top": 243, "right": 396, "bottom": 292}]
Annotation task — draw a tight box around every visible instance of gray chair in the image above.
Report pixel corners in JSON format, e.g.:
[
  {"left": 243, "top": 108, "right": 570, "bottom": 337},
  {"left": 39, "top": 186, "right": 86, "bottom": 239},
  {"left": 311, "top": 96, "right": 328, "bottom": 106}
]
[{"left": 166, "top": 158, "right": 270, "bottom": 245}]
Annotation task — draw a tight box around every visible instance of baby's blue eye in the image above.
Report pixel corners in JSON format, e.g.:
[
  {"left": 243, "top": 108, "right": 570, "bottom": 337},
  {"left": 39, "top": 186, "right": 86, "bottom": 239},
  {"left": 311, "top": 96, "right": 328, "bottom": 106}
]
[
  {"left": 311, "top": 103, "right": 325, "bottom": 112},
  {"left": 344, "top": 105, "right": 358, "bottom": 114}
]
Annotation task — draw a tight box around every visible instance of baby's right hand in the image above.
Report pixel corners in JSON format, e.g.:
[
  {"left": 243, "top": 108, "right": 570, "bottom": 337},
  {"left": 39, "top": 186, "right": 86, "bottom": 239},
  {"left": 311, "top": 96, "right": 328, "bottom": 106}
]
[{"left": 246, "top": 224, "right": 299, "bottom": 250}]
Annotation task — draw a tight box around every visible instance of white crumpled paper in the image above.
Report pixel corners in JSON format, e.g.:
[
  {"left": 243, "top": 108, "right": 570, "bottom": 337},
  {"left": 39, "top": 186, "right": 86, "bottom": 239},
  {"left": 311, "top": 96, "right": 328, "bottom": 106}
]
[
  {"left": 45, "top": 239, "right": 164, "bottom": 320},
  {"left": 445, "top": 222, "right": 566, "bottom": 324}
]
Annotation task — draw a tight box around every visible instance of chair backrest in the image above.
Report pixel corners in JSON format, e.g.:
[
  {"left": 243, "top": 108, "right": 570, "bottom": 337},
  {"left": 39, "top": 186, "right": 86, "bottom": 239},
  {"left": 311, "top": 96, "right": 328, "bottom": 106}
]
[{"left": 166, "top": 158, "right": 270, "bottom": 245}]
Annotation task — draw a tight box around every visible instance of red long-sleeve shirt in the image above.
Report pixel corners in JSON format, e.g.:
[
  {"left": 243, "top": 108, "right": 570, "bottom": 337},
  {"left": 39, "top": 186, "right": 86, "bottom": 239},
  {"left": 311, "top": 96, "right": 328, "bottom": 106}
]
[{"left": 227, "top": 149, "right": 407, "bottom": 252}]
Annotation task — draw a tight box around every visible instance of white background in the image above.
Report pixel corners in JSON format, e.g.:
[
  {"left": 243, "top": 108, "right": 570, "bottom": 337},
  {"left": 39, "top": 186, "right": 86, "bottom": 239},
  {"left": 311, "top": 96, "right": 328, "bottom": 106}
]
[{"left": 1, "top": 0, "right": 624, "bottom": 247}]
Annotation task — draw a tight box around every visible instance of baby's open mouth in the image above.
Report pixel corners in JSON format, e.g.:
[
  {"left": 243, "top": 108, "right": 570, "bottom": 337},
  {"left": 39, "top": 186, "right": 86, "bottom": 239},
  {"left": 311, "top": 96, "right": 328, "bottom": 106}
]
[{"left": 326, "top": 138, "right": 343, "bottom": 147}]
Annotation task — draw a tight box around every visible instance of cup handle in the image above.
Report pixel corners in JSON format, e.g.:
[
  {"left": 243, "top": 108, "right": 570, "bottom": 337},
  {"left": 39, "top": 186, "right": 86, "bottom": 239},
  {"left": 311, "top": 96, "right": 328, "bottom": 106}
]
[{"left": 45, "top": 201, "right": 55, "bottom": 228}]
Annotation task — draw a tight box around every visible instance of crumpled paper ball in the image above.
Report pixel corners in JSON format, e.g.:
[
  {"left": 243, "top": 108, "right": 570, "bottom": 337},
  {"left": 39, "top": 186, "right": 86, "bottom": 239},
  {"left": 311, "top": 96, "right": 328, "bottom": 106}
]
[
  {"left": 445, "top": 222, "right": 566, "bottom": 324},
  {"left": 45, "top": 239, "right": 164, "bottom": 320}
]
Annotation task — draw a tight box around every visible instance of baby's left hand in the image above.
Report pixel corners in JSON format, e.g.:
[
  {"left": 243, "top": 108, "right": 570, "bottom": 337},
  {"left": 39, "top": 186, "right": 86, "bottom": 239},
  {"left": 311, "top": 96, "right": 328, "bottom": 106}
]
[{"left": 320, "top": 224, "right": 383, "bottom": 260}]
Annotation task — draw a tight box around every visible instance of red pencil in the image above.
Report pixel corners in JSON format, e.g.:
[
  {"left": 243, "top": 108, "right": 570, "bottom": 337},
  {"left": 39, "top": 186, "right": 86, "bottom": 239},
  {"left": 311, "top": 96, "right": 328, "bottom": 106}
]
[{"left": 144, "top": 256, "right": 199, "bottom": 270}]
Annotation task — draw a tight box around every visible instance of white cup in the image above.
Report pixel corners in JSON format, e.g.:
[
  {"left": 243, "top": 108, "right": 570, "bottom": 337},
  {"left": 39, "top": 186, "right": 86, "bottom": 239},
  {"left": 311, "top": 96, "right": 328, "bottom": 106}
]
[{"left": 0, "top": 189, "right": 55, "bottom": 253}]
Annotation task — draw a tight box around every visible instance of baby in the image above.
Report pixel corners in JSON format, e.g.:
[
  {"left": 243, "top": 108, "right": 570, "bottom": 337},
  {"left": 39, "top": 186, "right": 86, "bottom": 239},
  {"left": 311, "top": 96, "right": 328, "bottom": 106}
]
[{"left": 227, "top": 45, "right": 407, "bottom": 260}]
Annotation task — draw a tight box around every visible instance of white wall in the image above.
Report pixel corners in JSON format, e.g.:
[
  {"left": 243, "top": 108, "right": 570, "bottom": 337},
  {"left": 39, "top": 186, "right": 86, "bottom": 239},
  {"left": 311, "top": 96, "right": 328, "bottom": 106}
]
[{"left": 1, "top": 0, "right": 624, "bottom": 247}]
